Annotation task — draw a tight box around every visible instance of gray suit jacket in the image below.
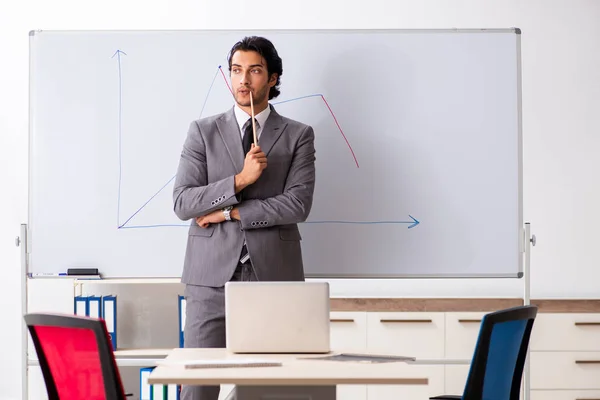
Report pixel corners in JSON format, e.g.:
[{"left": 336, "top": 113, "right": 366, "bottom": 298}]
[{"left": 173, "top": 105, "right": 316, "bottom": 287}]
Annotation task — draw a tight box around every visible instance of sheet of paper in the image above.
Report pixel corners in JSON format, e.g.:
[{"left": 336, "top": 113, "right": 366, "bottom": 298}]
[
  {"left": 157, "top": 358, "right": 283, "bottom": 369},
  {"left": 300, "top": 353, "right": 415, "bottom": 363},
  {"left": 406, "top": 358, "right": 471, "bottom": 365}
]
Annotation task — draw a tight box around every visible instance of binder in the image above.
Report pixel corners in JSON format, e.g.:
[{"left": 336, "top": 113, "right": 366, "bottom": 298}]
[
  {"left": 167, "top": 384, "right": 179, "bottom": 400},
  {"left": 102, "top": 295, "right": 117, "bottom": 351},
  {"left": 139, "top": 367, "right": 153, "bottom": 400},
  {"left": 178, "top": 295, "right": 186, "bottom": 348},
  {"left": 88, "top": 295, "right": 102, "bottom": 318},
  {"left": 150, "top": 383, "right": 168, "bottom": 400},
  {"left": 74, "top": 296, "right": 88, "bottom": 316}
]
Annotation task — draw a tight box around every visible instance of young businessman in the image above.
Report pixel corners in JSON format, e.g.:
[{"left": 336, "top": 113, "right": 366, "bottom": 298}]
[{"left": 173, "top": 36, "right": 316, "bottom": 400}]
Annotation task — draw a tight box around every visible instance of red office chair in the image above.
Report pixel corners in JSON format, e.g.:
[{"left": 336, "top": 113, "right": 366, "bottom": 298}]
[{"left": 24, "top": 313, "right": 130, "bottom": 400}]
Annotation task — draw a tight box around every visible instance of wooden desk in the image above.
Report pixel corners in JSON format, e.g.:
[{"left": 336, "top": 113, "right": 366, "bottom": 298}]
[{"left": 149, "top": 348, "right": 428, "bottom": 400}]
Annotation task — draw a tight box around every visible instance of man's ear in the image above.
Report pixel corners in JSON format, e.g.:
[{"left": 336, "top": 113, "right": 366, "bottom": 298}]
[{"left": 269, "top": 73, "right": 278, "bottom": 87}]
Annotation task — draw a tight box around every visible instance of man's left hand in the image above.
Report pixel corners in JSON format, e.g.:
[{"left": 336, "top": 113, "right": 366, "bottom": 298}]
[{"left": 196, "top": 209, "right": 225, "bottom": 228}]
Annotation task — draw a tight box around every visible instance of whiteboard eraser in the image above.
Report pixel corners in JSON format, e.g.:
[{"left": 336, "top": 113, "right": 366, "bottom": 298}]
[{"left": 67, "top": 268, "right": 99, "bottom": 276}]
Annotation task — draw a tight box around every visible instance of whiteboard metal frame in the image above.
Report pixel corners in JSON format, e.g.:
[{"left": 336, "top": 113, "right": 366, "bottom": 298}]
[
  {"left": 27, "top": 27, "right": 524, "bottom": 279},
  {"left": 29, "top": 28, "right": 521, "bottom": 34}
]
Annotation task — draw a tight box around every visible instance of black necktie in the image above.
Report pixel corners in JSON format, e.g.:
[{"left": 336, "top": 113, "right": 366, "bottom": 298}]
[
  {"left": 242, "top": 118, "right": 256, "bottom": 154},
  {"left": 239, "top": 118, "right": 257, "bottom": 265},
  {"left": 240, "top": 118, "right": 258, "bottom": 201}
]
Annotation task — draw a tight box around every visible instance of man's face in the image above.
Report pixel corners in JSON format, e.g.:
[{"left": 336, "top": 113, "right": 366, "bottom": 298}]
[{"left": 230, "top": 50, "right": 276, "bottom": 110}]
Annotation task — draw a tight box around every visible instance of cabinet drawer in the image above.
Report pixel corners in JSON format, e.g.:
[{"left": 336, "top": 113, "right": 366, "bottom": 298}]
[
  {"left": 367, "top": 365, "right": 443, "bottom": 399},
  {"left": 367, "top": 312, "right": 444, "bottom": 358},
  {"left": 445, "top": 365, "right": 470, "bottom": 395},
  {"left": 530, "top": 314, "right": 600, "bottom": 351},
  {"left": 445, "top": 312, "right": 486, "bottom": 359},
  {"left": 531, "top": 390, "right": 600, "bottom": 400},
  {"left": 338, "top": 385, "right": 367, "bottom": 400},
  {"left": 531, "top": 352, "right": 600, "bottom": 389},
  {"left": 329, "top": 312, "right": 368, "bottom": 400},
  {"left": 28, "top": 366, "right": 49, "bottom": 400},
  {"left": 330, "top": 312, "right": 367, "bottom": 351}
]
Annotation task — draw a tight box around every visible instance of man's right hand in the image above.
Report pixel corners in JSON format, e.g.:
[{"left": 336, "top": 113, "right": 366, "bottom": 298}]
[{"left": 235, "top": 144, "right": 267, "bottom": 193}]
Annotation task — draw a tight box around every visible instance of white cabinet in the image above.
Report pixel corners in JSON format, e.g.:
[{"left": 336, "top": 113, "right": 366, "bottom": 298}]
[
  {"left": 443, "top": 312, "right": 483, "bottom": 394},
  {"left": 444, "top": 365, "right": 470, "bottom": 395},
  {"left": 444, "top": 312, "right": 485, "bottom": 359},
  {"left": 27, "top": 366, "right": 49, "bottom": 400},
  {"left": 365, "top": 312, "right": 444, "bottom": 399},
  {"left": 530, "top": 313, "right": 600, "bottom": 399},
  {"left": 330, "top": 311, "right": 368, "bottom": 351},
  {"left": 330, "top": 312, "right": 368, "bottom": 400},
  {"left": 26, "top": 279, "right": 77, "bottom": 400},
  {"left": 531, "top": 352, "right": 600, "bottom": 390},
  {"left": 530, "top": 314, "right": 600, "bottom": 352},
  {"left": 367, "top": 365, "right": 445, "bottom": 400},
  {"left": 367, "top": 312, "right": 445, "bottom": 358},
  {"left": 530, "top": 390, "right": 600, "bottom": 400}
]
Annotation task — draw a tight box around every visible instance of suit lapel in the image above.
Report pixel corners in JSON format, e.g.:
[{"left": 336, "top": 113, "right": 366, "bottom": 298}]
[
  {"left": 259, "top": 105, "right": 287, "bottom": 157},
  {"left": 216, "top": 107, "right": 244, "bottom": 172}
]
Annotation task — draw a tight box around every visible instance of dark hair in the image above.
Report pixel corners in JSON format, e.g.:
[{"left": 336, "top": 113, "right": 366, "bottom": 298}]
[{"left": 227, "top": 36, "right": 283, "bottom": 100}]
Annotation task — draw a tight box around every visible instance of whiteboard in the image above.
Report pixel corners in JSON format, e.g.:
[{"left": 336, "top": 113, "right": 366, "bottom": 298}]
[{"left": 28, "top": 29, "right": 523, "bottom": 278}]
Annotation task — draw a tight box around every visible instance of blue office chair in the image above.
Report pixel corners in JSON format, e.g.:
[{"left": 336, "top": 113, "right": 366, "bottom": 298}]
[{"left": 430, "top": 305, "right": 537, "bottom": 400}]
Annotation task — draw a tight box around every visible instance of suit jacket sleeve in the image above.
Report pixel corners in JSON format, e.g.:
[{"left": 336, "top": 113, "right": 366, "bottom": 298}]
[
  {"left": 237, "top": 125, "right": 316, "bottom": 229},
  {"left": 173, "top": 121, "right": 239, "bottom": 221}
]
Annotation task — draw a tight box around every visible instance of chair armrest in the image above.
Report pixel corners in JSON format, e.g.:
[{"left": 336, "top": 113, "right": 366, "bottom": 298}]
[{"left": 429, "top": 395, "right": 461, "bottom": 400}]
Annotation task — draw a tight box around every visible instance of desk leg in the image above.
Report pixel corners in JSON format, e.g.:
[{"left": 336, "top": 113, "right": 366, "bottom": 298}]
[{"left": 225, "top": 385, "right": 336, "bottom": 400}]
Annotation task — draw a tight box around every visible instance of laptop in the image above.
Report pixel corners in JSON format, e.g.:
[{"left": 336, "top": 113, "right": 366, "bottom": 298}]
[{"left": 225, "top": 281, "right": 331, "bottom": 354}]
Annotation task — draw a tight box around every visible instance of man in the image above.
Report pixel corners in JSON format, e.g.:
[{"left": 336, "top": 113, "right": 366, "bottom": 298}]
[{"left": 173, "top": 36, "right": 316, "bottom": 400}]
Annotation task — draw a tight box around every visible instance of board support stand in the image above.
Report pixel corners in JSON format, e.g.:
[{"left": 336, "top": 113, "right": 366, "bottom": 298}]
[
  {"left": 17, "top": 223, "right": 29, "bottom": 400},
  {"left": 523, "top": 222, "right": 536, "bottom": 400}
]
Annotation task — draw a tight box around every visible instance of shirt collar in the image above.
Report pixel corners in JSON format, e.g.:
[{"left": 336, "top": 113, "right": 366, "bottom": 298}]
[{"left": 234, "top": 103, "right": 271, "bottom": 134}]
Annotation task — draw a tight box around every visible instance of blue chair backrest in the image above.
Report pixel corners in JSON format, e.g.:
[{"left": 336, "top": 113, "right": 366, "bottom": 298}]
[{"left": 462, "top": 305, "right": 537, "bottom": 400}]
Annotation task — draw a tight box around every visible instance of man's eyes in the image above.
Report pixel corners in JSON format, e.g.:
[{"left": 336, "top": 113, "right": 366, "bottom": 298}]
[{"left": 233, "top": 68, "right": 262, "bottom": 74}]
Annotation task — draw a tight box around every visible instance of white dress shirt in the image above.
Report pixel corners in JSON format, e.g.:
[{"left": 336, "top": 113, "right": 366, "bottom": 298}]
[{"left": 233, "top": 103, "right": 271, "bottom": 141}]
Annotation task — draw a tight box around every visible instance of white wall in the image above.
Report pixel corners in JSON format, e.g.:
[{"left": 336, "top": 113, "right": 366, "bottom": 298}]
[{"left": 1, "top": 0, "right": 599, "bottom": 398}]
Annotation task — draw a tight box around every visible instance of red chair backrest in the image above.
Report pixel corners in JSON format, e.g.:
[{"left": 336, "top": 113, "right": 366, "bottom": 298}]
[{"left": 25, "top": 313, "right": 126, "bottom": 400}]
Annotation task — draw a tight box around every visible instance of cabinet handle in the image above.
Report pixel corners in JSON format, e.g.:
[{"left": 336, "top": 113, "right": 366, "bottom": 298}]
[
  {"left": 575, "top": 360, "right": 600, "bottom": 364},
  {"left": 575, "top": 322, "right": 600, "bottom": 326},
  {"left": 458, "top": 319, "right": 482, "bottom": 323},
  {"left": 330, "top": 319, "right": 354, "bottom": 323},
  {"left": 380, "top": 319, "right": 433, "bottom": 323}
]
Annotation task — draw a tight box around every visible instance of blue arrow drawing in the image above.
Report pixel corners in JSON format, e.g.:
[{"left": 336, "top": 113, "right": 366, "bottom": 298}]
[
  {"left": 304, "top": 215, "right": 420, "bottom": 229},
  {"left": 112, "top": 49, "right": 127, "bottom": 228}
]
